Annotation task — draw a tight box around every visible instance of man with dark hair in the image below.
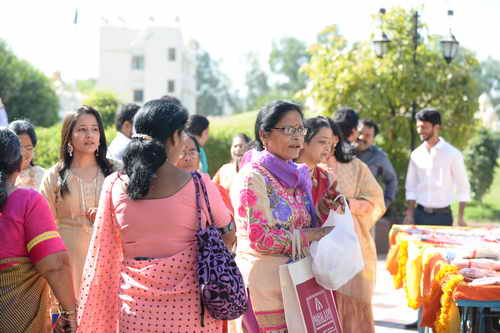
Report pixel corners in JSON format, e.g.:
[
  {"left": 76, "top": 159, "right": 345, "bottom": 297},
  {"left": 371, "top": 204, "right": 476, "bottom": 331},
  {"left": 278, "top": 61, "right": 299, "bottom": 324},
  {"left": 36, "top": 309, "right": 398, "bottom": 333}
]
[
  {"left": 186, "top": 114, "right": 210, "bottom": 173},
  {"left": 356, "top": 119, "right": 398, "bottom": 208},
  {"left": 404, "top": 109, "right": 470, "bottom": 227},
  {"left": 333, "top": 108, "right": 359, "bottom": 142},
  {"left": 107, "top": 103, "right": 140, "bottom": 162}
]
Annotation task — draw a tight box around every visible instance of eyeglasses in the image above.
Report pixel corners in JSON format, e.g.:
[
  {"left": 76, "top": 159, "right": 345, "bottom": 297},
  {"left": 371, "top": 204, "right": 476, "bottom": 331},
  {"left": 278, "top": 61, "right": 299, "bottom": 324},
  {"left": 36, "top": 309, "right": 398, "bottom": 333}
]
[
  {"left": 180, "top": 149, "right": 199, "bottom": 158},
  {"left": 271, "top": 127, "right": 308, "bottom": 137}
]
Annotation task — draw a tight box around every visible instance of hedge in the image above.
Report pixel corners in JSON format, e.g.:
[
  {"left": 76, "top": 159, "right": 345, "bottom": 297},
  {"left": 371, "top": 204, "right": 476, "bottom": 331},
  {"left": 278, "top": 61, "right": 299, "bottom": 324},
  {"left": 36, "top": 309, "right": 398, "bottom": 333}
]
[
  {"left": 205, "top": 111, "right": 257, "bottom": 175},
  {"left": 35, "top": 125, "right": 117, "bottom": 169}
]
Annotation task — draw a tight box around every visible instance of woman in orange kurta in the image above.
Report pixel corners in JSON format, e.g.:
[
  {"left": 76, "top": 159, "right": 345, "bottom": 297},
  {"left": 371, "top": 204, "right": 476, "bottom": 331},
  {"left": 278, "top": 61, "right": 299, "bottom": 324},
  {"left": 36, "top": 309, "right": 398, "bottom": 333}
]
[
  {"left": 213, "top": 133, "right": 252, "bottom": 213},
  {"left": 77, "top": 99, "right": 234, "bottom": 332},
  {"left": 320, "top": 110, "right": 385, "bottom": 333}
]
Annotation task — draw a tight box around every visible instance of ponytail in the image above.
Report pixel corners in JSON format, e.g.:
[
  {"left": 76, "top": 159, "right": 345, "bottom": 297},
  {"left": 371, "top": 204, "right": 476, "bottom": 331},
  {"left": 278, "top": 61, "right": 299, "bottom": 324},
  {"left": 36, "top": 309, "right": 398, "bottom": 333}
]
[
  {"left": 121, "top": 99, "right": 189, "bottom": 200},
  {"left": 122, "top": 138, "right": 167, "bottom": 200}
]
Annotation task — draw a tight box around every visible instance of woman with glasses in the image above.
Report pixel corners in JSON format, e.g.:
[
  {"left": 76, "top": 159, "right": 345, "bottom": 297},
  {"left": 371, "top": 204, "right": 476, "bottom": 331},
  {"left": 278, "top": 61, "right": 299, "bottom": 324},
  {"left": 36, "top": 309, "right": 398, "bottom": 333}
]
[
  {"left": 230, "top": 101, "right": 333, "bottom": 332},
  {"left": 175, "top": 134, "right": 201, "bottom": 172},
  {"left": 9, "top": 120, "right": 46, "bottom": 190}
]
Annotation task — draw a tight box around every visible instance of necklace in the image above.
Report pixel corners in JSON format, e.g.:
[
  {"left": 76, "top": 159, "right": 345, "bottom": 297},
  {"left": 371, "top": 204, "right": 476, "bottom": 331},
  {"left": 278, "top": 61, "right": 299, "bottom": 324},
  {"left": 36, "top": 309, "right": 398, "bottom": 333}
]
[{"left": 74, "top": 167, "right": 100, "bottom": 224}]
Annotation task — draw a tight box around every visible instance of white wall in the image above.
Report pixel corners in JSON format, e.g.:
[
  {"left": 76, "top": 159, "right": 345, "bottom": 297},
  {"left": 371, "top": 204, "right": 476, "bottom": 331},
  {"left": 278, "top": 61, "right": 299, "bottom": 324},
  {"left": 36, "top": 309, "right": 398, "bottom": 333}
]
[{"left": 98, "top": 24, "right": 197, "bottom": 113}]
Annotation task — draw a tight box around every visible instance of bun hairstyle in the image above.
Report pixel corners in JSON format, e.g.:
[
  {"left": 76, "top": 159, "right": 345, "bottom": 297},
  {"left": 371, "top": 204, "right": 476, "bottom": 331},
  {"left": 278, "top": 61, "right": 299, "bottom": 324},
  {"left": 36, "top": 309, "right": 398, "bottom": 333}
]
[
  {"left": 123, "top": 99, "right": 188, "bottom": 200},
  {"left": 254, "top": 100, "right": 303, "bottom": 151},
  {"left": 0, "top": 128, "right": 22, "bottom": 211}
]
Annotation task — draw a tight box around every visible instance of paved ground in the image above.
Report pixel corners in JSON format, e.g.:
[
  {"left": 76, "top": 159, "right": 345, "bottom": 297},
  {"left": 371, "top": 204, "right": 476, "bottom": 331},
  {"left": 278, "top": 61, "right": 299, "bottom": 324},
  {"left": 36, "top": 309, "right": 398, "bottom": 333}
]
[{"left": 373, "top": 256, "right": 420, "bottom": 333}]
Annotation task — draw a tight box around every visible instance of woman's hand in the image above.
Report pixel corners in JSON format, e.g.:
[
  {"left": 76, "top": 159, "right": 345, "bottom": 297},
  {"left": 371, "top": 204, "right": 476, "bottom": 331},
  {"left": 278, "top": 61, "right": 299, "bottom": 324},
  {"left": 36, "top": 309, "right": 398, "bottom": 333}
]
[
  {"left": 86, "top": 208, "right": 98, "bottom": 223},
  {"left": 303, "top": 227, "right": 334, "bottom": 243},
  {"left": 54, "top": 310, "right": 77, "bottom": 333}
]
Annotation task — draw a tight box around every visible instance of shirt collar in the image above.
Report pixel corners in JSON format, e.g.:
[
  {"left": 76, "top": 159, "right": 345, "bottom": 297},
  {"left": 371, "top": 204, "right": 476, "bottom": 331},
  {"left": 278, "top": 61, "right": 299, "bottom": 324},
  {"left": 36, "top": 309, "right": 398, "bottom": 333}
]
[{"left": 427, "top": 137, "right": 446, "bottom": 151}]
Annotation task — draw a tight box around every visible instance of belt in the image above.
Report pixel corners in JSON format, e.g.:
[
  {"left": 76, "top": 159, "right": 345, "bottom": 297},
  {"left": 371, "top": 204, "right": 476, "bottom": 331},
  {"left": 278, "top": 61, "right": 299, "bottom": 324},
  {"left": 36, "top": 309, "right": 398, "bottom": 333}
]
[{"left": 417, "top": 204, "right": 451, "bottom": 214}]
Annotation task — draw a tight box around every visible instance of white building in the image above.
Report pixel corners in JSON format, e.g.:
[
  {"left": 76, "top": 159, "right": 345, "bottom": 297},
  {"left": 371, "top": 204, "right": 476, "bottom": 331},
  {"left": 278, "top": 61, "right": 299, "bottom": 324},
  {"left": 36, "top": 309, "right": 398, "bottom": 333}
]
[
  {"left": 98, "top": 24, "right": 197, "bottom": 113},
  {"left": 476, "top": 93, "right": 500, "bottom": 132}
]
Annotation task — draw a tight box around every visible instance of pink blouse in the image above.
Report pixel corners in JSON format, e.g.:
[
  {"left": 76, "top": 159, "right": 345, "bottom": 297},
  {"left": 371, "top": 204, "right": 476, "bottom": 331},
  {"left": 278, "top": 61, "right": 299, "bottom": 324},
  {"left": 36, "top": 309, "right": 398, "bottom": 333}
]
[
  {"left": 0, "top": 189, "right": 66, "bottom": 269},
  {"left": 111, "top": 173, "right": 231, "bottom": 259}
]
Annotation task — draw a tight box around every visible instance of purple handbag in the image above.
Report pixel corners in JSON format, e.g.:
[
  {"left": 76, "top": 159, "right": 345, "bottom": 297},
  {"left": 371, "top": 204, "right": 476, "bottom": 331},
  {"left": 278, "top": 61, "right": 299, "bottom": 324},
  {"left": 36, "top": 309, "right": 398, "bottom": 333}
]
[{"left": 192, "top": 172, "right": 248, "bottom": 326}]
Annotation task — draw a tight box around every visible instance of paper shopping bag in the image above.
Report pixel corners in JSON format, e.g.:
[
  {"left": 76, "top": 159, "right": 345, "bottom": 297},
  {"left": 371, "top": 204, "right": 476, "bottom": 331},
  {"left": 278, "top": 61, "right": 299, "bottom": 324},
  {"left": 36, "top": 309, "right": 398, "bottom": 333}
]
[{"left": 280, "top": 256, "right": 343, "bottom": 333}]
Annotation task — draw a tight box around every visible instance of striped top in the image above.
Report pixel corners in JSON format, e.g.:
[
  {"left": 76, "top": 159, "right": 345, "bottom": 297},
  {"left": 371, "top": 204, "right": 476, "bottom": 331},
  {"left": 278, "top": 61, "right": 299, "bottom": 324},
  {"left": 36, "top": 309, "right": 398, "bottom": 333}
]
[{"left": 0, "top": 188, "right": 66, "bottom": 270}]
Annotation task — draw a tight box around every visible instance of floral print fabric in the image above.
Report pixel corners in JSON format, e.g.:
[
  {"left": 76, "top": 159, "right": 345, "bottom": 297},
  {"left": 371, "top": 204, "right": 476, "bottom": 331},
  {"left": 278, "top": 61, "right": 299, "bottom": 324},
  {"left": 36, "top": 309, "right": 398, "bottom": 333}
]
[{"left": 235, "top": 164, "right": 311, "bottom": 256}]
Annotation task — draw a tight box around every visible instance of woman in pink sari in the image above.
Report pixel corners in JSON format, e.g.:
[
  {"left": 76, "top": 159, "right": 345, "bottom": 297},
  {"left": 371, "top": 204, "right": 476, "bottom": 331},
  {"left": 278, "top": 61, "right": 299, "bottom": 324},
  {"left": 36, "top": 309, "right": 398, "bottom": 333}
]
[
  {"left": 0, "top": 128, "right": 77, "bottom": 333},
  {"left": 77, "top": 99, "right": 235, "bottom": 332}
]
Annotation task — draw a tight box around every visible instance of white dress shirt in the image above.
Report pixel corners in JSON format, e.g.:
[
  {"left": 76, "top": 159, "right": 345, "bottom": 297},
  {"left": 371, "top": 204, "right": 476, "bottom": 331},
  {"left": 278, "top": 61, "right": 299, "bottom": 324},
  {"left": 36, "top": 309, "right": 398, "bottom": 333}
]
[
  {"left": 405, "top": 137, "right": 471, "bottom": 208},
  {"left": 107, "top": 132, "right": 131, "bottom": 162}
]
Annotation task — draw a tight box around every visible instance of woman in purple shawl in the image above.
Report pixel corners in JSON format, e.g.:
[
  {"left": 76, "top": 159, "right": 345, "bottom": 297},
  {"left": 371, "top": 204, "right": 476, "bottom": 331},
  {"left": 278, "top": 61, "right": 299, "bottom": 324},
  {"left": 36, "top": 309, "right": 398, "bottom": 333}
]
[{"left": 229, "top": 101, "right": 333, "bottom": 332}]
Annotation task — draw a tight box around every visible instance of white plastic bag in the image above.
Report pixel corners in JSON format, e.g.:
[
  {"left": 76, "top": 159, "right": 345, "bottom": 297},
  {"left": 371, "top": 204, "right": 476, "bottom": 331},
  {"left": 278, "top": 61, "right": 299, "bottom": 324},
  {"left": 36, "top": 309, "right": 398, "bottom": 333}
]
[{"left": 310, "top": 196, "right": 364, "bottom": 290}]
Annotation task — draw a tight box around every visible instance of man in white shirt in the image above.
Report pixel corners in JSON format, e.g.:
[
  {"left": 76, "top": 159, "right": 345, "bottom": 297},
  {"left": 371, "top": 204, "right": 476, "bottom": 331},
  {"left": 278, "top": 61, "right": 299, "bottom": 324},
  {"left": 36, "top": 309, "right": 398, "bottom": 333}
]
[
  {"left": 0, "top": 97, "right": 8, "bottom": 127},
  {"left": 404, "top": 109, "right": 470, "bottom": 227},
  {"left": 107, "top": 103, "right": 140, "bottom": 162}
]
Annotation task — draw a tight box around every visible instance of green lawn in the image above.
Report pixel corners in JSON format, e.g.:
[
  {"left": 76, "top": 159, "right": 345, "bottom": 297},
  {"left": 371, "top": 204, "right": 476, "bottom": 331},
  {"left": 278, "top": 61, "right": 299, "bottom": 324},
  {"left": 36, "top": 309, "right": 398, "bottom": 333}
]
[{"left": 453, "top": 159, "right": 500, "bottom": 223}]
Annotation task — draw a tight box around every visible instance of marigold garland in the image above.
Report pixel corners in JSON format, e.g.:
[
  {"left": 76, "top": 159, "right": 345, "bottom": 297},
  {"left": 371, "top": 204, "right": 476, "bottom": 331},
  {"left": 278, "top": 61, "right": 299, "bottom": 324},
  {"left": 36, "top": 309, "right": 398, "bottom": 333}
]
[
  {"left": 434, "top": 264, "right": 464, "bottom": 333},
  {"left": 394, "top": 240, "right": 409, "bottom": 289}
]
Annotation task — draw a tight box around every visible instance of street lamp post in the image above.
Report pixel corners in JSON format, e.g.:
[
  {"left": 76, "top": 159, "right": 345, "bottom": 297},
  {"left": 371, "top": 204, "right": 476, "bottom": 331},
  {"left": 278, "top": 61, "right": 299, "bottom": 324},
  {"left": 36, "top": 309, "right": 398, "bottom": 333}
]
[{"left": 372, "top": 8, "right": 460, "bottom": 150}]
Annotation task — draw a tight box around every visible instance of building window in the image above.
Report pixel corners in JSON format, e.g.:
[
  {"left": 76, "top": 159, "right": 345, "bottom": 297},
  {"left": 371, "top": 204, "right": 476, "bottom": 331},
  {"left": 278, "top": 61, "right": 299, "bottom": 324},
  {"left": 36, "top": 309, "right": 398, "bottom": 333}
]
[
  {"left": 167, "top": 80, "right": 175, "bottom": 93},
  {"left": 168, "top": 48, "right": 176, "bottom": 61},
  {"left": 131, "top": 55, "right": 144, "bottom": 70},
  {"left": 133, "top": 89, "right": 144, "bottom": 103}
]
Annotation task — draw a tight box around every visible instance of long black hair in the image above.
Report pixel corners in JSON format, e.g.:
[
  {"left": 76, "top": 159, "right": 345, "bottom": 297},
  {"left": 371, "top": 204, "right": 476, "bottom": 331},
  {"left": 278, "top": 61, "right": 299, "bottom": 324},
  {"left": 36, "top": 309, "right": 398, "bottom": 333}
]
[
  {"left": 9, "top": 119, "right": 38, "bottom": 167},
  {"left": 254, "top": 100, "right": 303, "bottom": 151},
  {"left": 58, "top": 106, "right": 114, "bottom": 197},
  {"left": 333, "top": 108, "right": 359, "bottom": 140},
  {"left": 0, "top": 128, "right": 22, "bottom": 211},
  {"left": 123, "top": 99, "right": 188, "bottom": 200},
  {"left": 328, "top": 118, "right": 355, "bottom": 163}
]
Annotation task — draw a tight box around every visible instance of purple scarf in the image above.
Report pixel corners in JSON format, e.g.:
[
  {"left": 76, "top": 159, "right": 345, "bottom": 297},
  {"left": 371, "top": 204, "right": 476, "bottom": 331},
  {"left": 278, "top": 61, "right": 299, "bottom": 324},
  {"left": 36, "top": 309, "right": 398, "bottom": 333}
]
[{"left": 251, "top": 150, "right": 318, "bottom": 227}]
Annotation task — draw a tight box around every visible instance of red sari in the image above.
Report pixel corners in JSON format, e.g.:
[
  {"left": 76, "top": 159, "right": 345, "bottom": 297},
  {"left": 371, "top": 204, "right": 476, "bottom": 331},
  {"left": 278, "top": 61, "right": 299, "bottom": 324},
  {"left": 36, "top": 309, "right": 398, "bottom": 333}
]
[{"left": 311, "top": 166, "right": 342, "bottom": 223}]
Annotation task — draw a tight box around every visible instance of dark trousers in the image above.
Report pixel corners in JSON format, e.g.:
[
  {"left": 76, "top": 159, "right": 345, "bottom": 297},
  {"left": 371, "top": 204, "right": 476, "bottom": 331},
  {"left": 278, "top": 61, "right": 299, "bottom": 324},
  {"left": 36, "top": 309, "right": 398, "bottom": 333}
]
[{"left": 414, "top": 206, "right": 453, "bottom": 226}]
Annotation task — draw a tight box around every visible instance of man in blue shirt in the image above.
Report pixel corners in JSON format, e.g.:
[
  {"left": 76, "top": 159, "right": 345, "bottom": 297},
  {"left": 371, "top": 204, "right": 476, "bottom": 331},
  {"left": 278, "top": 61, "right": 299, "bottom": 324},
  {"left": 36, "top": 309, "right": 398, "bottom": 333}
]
[
  {"left": 186, "top": 114, "right": 210, "bottom": 173},
  {"left": 355, "top": 119, "right": 398, "bottom": 209}
]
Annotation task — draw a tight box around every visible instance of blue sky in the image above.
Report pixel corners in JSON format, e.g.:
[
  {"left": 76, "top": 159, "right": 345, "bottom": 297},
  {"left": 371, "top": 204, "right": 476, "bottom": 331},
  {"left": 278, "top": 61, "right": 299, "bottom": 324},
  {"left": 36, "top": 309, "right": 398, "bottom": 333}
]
[{"left": 1, "top": 0, "right": 499, "bottom": 91}]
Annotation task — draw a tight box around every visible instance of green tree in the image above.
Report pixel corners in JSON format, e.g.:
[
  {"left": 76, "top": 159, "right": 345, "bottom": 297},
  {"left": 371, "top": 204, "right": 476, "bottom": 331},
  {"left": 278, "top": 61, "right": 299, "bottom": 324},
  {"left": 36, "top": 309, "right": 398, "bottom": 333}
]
[
  {"left": 269, "top": 37, "right": 310, "bottom": 95},
  {"left": 0, "top": 40, "right": 59, "bottom": 127},
  {"left": 83, "top": 90, "right": 121, "bottom": 128},
  {"left": 303, "top": 8, "right": 482, "bottom": 214},
  {"left": 245, "top": 52, "right": 271, "bottom": 110},
  {"left": 76, "top": 78, "right": 97, "bottom": 94},
  {"left": 196, "top": 45, "right": 242, "bottom": 115},
  {"left": 476, "top": 57, "right": 500, "bottom": 112},
  {"left": 464, "top": 129, "right": 499, "bottom": 202}
]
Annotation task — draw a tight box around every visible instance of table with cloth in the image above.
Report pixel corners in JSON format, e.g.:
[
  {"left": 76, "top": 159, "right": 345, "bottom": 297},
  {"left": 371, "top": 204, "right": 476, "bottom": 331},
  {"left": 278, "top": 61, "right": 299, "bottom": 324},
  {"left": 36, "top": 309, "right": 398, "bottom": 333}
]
[{"left": 385, "top": 225, "right": 500, "bottom": 333}]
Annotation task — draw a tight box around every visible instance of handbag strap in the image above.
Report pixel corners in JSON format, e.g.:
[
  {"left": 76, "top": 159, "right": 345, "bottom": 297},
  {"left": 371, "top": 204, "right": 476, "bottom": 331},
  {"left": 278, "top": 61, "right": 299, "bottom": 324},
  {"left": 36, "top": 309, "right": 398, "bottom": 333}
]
[{"left": 192, "top": 172, "right": 215, "bottom": 229}]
